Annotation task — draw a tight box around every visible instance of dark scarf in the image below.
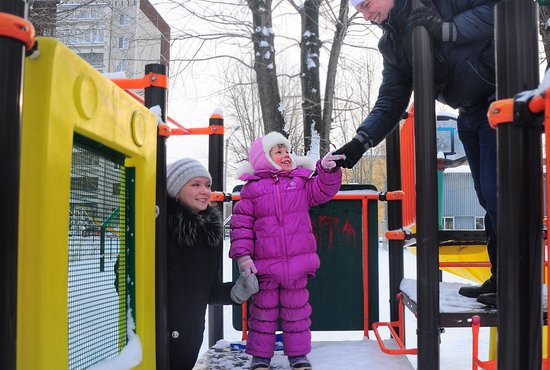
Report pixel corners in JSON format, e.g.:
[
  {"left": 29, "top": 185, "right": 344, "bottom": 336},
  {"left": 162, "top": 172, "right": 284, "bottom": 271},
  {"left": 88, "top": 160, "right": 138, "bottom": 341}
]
[{"left": 166, "top": 198, "right": 223, "bottom": 249}]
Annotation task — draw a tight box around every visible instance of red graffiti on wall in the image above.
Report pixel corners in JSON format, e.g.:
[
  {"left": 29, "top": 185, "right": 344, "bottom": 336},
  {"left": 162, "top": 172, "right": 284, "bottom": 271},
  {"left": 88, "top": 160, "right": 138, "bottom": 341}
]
[
  {"left": 342, "top": 220, "right": 357, "bottom": 252},
  {"left": 316, "top": 215, "right": 339, "bottom": 251},
  {"left": 314, "top": 216, "right": 358, "bottom": 252}
]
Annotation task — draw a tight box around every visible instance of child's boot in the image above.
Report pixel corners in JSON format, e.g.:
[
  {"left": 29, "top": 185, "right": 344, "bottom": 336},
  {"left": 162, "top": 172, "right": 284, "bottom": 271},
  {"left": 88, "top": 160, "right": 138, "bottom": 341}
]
[
  {"left": 288, "top": 355, "right": 312, "bottom": 370},
  {"left": 250, "top": 356, "right": 271, "bottom": 370}
]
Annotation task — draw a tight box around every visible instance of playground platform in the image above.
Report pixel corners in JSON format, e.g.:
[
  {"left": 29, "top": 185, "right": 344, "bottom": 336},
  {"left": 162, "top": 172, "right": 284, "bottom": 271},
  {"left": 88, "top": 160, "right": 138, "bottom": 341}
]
[
  {"left": 193, "top": 339, "right": 414, "bottom": 370},
  {"left": 400, "top": 278, "right": 497, "bottom": 327}
]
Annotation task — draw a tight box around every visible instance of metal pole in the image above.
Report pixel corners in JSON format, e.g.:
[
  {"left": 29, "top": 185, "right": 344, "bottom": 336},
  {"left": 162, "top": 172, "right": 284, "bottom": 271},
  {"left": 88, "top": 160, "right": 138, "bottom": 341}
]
[
  {"left": 385, "top": 127, "right": 404, "bottom": 338},
  {"left": 0, "top": 2, "right": 26, "bottom": 369},
  {"left": 495, "top": 2, "right": 541, "bottom": 369},
  {"left": 411, "top": 0, "right": 440, "bottom": 368},
  {"left": 224, "top": 137, "right": 229, "bottom": 192},
  {"left": 144, "top": 63, "right": 170, "bottom": 369},
  {"left": 208, "top": 109, "right": 224, "bottom": 346},
  {"left": 223, "top": 126, "right": 240, "bottom": 193}
]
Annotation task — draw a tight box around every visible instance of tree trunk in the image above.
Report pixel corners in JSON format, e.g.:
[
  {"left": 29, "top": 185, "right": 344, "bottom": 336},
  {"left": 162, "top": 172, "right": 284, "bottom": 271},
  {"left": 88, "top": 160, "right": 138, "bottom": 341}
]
[
  {"left": 540, "top": 7, "right": 550, "bottom": 67},
  {"left": 247, "top": 0, "right": 286, "bottom": 135},
  {"left": 321, "top": 0, "right": 351, "bottom": 155},
  {"left": 300, "top": 0, "right": 322, "bottom": 155}
]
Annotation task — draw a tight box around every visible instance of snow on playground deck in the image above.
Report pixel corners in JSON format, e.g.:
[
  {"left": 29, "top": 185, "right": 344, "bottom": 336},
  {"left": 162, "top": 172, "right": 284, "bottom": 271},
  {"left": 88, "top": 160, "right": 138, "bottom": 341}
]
[
  {"left": 400, "top": 278, "right": 548, "bottom": 313},
  {"left": 193, "top": 339, "right": 414, "bottom": 370},
  {"left": 400, "top": 278, "right": 490, "bottom": 313}
]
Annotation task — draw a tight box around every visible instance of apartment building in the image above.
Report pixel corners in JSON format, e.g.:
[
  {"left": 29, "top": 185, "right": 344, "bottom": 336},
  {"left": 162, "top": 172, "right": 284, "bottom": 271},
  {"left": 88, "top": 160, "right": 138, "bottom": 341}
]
[{"left": 54, "top": 0, "right": 170, "bottom": 77}]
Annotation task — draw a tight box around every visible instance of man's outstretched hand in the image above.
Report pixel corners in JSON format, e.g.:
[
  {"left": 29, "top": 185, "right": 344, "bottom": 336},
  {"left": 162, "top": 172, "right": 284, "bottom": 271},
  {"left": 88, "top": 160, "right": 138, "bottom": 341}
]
[{"left": 333, "top": 139, "right": 367, "bottom": 169}]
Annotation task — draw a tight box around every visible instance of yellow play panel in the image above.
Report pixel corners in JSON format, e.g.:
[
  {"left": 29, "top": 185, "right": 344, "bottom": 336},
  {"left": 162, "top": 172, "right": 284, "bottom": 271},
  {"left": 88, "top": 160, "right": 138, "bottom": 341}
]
[{"left": 406, "top": 244, "right": 491, "bottom": 284}]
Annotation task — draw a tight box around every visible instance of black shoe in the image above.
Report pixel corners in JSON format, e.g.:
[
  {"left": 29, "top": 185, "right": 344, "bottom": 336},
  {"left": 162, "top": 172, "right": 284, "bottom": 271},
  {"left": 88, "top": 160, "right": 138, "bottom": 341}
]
[
  {"left": 458, "top": 276, "right": 496, "bottom": 298},
  {"left": 477, "top": 292, "right": 497, "bottom": 307},
  {"left": 288, "top": 355, "right": 312, "bottom": 370},
  {"left": 250, "top": 356, "right": 271, "bottom": 370}
]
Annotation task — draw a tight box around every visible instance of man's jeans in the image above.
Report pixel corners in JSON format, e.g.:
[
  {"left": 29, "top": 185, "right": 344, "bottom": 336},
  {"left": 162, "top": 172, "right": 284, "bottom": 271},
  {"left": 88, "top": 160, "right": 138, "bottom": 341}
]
[{"left": 457, "top": 103, "right": 497, "bottom": 276}]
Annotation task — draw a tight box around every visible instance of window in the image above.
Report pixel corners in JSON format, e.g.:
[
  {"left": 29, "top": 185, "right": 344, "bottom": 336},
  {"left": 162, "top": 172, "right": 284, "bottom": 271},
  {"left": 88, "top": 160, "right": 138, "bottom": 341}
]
[
  {"left": 66, "top": 29, "right": 104, "bottom": 45},
  {"left": 116, "top": 60, "right": 130, "bottom": 72},
  {"left": 78, "top": 53, "right": 104, "bottom": 67},
  {"left": 475, "top": 216, "right": 485, "bottom": 230},
  {"left": 442, "top": 217, "right": 455, "bottom": 230},
  {"left": 119, "top": 14, "right": 131, "bottom": 26},
  {"left": 112, "top": 183, "right": 121, "bottom": 195},
  {"left": 74, "top": 7, "right": 91, "bottom": 19},
  {"left": 71, "top": 177, "right": 99, "bottom": 192},
  {"left": 118, "top": 37, "right": 129, "bottom": 49},
  {"left": 73, "top": 151, "right": 100, "bottom": 166},
  {"left": 90, "top": 29, "right": 105, "bottom": 43}
]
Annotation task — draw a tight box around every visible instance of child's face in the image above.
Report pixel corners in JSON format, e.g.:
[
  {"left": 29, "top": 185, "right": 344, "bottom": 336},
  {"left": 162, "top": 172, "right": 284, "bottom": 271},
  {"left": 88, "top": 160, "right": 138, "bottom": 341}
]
[
  {"left": 269, "top": 144, "right": 293, "bottom": 171},
  {"left": 176, "top": 177, "right": 212, "bottom": 212}
]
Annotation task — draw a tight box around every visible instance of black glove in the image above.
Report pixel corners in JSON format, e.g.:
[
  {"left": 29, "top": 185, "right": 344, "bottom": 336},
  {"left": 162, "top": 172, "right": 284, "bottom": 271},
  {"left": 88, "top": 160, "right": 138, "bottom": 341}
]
[
  {"left": 333, "top": 138, "right": 367, "bottom": 169},
  {"left": 408, "top": 0, "right": 457, "bottom": 42}
]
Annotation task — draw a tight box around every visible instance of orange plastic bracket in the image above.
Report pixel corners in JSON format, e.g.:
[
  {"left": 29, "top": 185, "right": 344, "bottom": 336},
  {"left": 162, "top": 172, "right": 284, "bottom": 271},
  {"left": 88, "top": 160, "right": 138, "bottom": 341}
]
[
  {"left": 0, "top": 12, "right": 36, "bottom": 51},
  {"left": 210, "top": 191, "right": 231, "bottom": 202},
  {"left": 487, "top": 98, "right": 514, "bottom": 129},
  {"left": 529, "top": 94, "right": 545, "bottom": 115},
  {"left": 385, "top": 229, "right": 413, "bottom": 241},
  {"left": 158, "top": 123, "right": 171, "bottom": 137},
  {"left": 380, "top": 191, "right": 405, "bottom": 201},
  {"left": 488, "top": 91, "right": 547, "bottom": 129}
]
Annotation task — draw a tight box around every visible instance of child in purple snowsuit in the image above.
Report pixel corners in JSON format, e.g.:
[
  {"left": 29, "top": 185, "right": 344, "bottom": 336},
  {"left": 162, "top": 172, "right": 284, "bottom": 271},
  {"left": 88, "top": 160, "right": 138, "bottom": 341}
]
[{"left": 229, "top": 131, "right": 344, "bottom": 370}]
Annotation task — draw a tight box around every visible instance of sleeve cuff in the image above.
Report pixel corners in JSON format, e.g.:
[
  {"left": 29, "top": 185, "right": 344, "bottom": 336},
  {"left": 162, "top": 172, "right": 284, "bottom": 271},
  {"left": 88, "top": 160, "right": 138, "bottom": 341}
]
[
  {"left": 442, "top": 22, "right": 457, "bottom": 42},
  {"left": 353, "top": 131, "right": 373, "bottom": 150}
]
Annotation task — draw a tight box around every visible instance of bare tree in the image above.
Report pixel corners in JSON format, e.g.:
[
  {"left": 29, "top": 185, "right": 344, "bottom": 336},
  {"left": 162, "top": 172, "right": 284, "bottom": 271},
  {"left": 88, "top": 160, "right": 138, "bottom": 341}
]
[
  {"left": 246, "top": 0, "right": 286, "bottom": 134},
  {"left": 163, "top": 0, "right": 377, "bottom": 157},
  {"left": 540, "top": 6, "right": 550, "bottom": 67},
  {"left": 221, "top": 62, "right": 305, "bottom": 169}
]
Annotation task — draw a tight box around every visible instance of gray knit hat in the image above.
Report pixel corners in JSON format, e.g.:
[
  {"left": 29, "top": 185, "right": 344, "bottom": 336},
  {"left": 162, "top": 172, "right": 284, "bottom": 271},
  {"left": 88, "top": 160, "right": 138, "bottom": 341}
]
[{"left": 166, "top": 158, "right": 212, "bottom": 198}]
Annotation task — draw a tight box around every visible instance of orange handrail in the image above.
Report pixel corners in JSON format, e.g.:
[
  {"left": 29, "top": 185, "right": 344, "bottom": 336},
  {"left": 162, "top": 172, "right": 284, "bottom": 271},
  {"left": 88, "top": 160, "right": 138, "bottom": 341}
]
[
  {"left": 111, "top": 72, "right": 168, "bottom": 89},
  {"left": 471, "top": 316, "right": 496, "bottom": 370},
  {"left": 400, "top": 105, "right": 416, "bottom": 227},
  {"left": 121, "top": 89, "right": 225, "bottom": 136},
  {"left": 372, "top": 293, "right": 417, "bottom": 355}
]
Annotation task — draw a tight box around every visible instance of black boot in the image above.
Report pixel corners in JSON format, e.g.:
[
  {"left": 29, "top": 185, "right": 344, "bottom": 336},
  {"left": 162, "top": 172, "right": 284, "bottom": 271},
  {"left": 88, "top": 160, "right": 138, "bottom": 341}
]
[
  {"left": 458, "top": 275, "right": 496, "bottom": 298},
  {"left": 477, "top": 292, "right": 497, "bottom": 307}
]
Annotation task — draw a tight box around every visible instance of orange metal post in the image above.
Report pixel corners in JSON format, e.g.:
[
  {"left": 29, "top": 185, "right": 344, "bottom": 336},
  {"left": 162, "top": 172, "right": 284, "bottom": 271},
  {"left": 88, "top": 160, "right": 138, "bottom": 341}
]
[{"left": 362, "top": 198, "right": 370, "bottom": 338}]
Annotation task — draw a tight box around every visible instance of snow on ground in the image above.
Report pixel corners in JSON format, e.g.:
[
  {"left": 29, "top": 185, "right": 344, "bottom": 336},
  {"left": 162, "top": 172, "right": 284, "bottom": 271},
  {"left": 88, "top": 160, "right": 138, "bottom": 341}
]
[
  {"left": 194, "top": 339, "right": 414, "bottom": 370},
  {"left": 195, "top": 242, "right": 492, "bottom": 369}
]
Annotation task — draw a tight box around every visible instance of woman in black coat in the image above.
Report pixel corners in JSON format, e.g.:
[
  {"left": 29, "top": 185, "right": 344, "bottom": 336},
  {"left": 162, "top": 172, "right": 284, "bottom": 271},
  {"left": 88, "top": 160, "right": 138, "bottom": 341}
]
[{"left": 166, "top": 158, "right": 258, "bottom": 369}]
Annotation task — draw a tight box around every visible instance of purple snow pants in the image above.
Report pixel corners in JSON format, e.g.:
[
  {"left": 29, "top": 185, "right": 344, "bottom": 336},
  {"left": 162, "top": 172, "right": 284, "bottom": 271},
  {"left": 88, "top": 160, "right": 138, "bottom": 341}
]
[{"left": 245, "top": 276, "right": 311, "bottom": 358}]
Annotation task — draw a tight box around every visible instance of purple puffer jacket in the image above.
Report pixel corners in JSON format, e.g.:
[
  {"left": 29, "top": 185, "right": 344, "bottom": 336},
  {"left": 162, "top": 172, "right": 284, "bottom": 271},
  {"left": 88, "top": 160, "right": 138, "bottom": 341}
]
[{"left": 229, "top": 161, "right": 342, "bottom": 281}]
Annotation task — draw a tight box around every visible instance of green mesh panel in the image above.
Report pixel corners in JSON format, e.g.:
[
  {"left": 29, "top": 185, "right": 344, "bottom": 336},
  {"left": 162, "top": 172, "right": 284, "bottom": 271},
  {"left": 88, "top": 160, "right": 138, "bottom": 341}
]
[{"left": 68, "top": 135, "right": 133, "bottom": 369}]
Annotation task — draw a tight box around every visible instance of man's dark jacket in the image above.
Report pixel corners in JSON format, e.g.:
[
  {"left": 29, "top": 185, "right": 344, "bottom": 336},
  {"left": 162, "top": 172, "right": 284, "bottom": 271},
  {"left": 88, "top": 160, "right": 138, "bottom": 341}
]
[
  {"left": 358, "top": 0, "right": 498, "bottom": 147},
  {"left": 166, "top": 198, "right": 232, "bottom": 370}
]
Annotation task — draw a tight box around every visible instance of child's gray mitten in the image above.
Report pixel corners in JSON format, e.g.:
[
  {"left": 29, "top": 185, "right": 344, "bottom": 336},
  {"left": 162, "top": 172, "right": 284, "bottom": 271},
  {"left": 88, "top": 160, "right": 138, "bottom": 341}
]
[{"left": 230, "top": 274, "right": 259, "bottom": 304}]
